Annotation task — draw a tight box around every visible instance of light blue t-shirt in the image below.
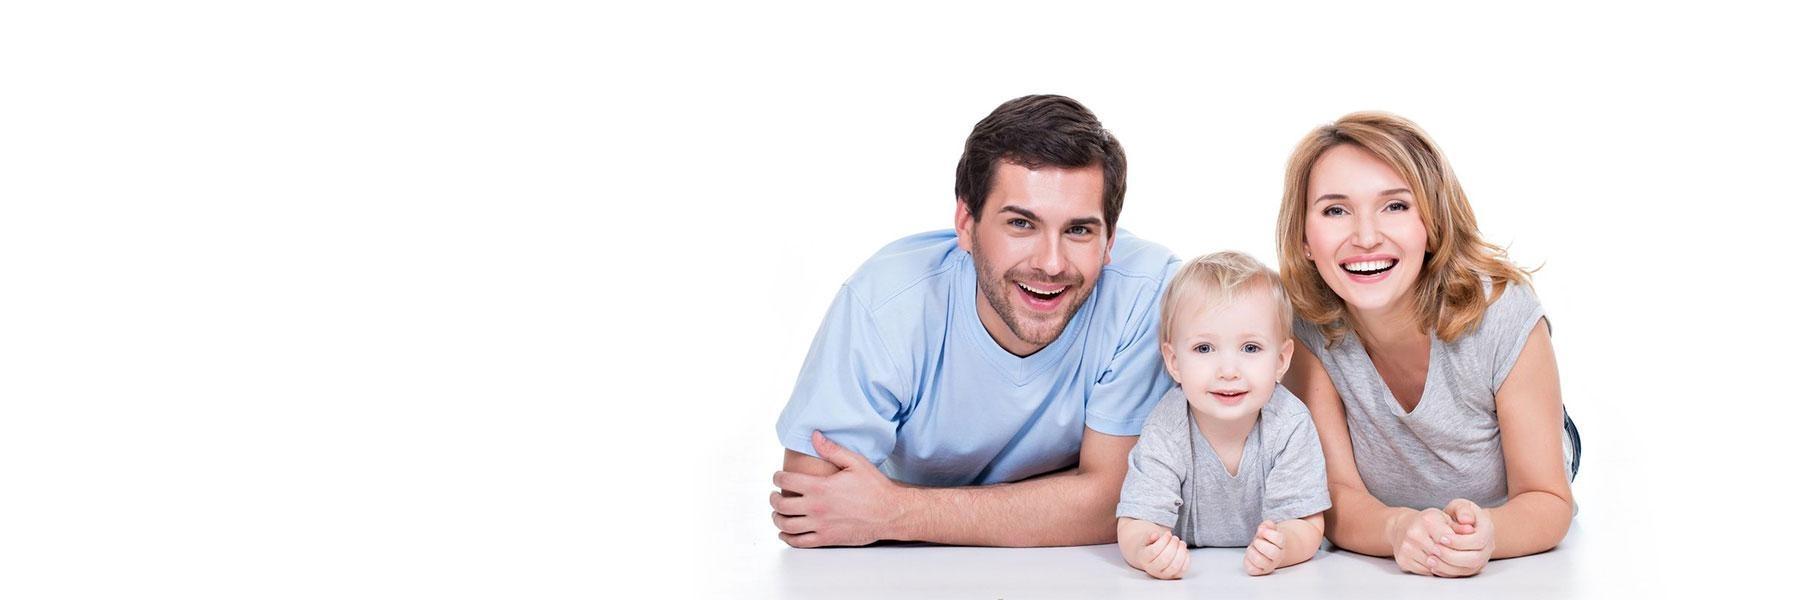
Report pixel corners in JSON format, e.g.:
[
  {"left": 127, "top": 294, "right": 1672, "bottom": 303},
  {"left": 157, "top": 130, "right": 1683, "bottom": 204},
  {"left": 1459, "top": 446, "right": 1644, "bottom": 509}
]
[{"left": 775, "top": 229, "right": 1180, "bottom": 486}]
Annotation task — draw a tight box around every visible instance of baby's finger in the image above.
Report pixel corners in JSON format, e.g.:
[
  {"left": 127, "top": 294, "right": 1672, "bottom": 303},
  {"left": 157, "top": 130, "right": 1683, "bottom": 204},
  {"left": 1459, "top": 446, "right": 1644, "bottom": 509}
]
[
  {"left": 1167, "top": 547, "right": 1190, "bottom": 579},
  {"left": 1156, "top": 541, "right": 1187, "bottom": 578},
  {"left": 1148, "top": 536, "right": 1182, "bottom": 571},
  {"left": 1244, "top": 547, "right": 1272, "bottom": 575},
  {"left": 1250, "top": 537, "right": 1281, "bottom": 565}
]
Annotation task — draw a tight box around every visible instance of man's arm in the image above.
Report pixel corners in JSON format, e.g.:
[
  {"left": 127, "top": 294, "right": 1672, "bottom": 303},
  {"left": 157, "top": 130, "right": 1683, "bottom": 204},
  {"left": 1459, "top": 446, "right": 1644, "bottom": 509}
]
[{"left": 770, "top": 427, "right": 1137, "bottom": 547}]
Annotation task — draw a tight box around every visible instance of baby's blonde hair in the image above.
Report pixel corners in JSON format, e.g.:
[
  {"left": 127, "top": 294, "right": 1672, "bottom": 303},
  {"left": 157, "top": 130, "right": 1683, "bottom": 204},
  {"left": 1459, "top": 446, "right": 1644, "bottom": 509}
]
[{"left": 1158, "top": 251, "right": 1294, "bottom": 346}]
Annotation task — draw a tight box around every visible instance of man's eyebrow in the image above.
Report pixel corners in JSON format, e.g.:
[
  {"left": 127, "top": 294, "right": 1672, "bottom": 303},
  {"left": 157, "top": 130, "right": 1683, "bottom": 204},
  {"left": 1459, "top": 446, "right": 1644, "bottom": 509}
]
[{"left": 997, "top": 205, "right": 1039, "bottom": 221}]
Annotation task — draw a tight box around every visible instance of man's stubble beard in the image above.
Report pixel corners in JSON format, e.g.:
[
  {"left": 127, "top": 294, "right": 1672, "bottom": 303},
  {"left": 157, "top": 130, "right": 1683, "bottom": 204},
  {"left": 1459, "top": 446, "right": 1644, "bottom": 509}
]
[{"left": 969, "top": 236, "right": 1094, "bottom": 351}]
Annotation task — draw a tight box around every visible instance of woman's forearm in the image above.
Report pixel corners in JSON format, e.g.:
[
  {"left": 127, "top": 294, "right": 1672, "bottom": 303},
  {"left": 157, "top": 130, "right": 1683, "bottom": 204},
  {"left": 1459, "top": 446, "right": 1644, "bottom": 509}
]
[
  {"left": 1488, "top": 490, "right": 1573, "bottom": 558},
  {"left": 1323, "top": 483, "right": 1411, "bottom": 557}
]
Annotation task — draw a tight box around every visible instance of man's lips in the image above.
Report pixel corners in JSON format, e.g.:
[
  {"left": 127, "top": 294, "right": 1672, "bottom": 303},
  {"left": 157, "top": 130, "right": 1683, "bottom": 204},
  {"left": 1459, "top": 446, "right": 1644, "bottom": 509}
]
[{"left": 1014, "top": 281, "right": 1073, "bottom": 312}]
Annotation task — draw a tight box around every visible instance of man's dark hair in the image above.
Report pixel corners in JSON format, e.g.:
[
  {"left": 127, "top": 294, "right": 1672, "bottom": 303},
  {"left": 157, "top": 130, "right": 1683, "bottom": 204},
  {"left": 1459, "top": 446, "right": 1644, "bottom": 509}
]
[{"left": 953, "top": 94, "right": 1127, "bottom": 235}]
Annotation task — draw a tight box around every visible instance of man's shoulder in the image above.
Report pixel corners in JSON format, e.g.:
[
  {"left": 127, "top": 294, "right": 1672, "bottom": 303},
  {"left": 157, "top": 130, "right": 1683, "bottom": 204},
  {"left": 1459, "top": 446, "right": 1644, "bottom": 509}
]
[
  {"left": 840, "top": 230, "right": 964, "bottom": 313},
  {"left": 1080, "top": 230, "right": 1180, "bottom": 338},
  {"left": 1101, "top": 230, "right": 1180, "bottom": 287}
]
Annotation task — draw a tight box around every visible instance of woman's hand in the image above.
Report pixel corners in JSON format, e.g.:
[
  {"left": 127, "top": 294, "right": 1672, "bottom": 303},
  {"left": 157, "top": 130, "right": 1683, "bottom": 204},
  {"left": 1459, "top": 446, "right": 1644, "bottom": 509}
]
[{"left": 1426, "top": 499, "right": 1495, "bottom": 577}]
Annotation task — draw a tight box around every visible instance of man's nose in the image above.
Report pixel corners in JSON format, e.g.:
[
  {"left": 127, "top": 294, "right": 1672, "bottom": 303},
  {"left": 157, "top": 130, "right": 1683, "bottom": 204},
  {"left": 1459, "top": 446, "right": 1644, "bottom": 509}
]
[{"left": 1031, "top": 235, "right": 1066, "bottom": 276}]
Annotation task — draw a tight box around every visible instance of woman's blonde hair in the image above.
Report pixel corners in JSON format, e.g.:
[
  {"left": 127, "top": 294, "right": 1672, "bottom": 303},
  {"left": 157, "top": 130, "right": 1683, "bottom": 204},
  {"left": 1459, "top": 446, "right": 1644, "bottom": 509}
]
[
  {"left": 1275, "top": 111, "right": 1532, "bottom": 347},
  {"left": 1159, "top": 250, "right": 1293, "bottom": 347}
]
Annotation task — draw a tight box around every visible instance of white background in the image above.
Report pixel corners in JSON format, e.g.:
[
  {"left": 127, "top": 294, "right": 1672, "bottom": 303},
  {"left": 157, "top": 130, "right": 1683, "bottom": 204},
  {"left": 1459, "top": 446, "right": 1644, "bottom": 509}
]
[{"left": 3, "top": 1, "right": 1793, "bottom": 597}]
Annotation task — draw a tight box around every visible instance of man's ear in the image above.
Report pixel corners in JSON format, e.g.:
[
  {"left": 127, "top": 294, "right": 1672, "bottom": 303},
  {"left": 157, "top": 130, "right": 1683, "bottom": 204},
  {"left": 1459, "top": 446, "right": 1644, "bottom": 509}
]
[
  {"left": 1276, "top": 338, "right": 1295, "bottom": 380},
  {"left": 954, "top": 200, "right": 976, "bottom": 253},
  {"left": 1160, "top": 341, "right": 1181, "bottom": 385}
]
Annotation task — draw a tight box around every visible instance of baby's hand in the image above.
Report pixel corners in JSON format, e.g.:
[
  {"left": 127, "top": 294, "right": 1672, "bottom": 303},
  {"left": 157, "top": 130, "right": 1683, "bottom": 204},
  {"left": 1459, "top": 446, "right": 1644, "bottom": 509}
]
[
  {"left": 1243, "top": 520, "right": 1284, "bottom": 576},
  {"left": 1136, "top": 530, "right": 1190, "bottom": 580}
]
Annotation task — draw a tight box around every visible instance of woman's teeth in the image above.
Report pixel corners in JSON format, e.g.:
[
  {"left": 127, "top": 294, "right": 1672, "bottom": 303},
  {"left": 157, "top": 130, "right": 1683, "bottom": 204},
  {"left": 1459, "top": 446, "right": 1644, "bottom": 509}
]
[{"left": 1343, "top": 259, "right": 1397, "bottom": 275}]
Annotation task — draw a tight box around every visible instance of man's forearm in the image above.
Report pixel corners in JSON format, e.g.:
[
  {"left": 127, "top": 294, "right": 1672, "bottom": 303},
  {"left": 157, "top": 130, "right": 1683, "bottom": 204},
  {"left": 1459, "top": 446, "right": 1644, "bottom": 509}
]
[{"left": 891, "top": 469, "right": 1121, "bottom": 547}]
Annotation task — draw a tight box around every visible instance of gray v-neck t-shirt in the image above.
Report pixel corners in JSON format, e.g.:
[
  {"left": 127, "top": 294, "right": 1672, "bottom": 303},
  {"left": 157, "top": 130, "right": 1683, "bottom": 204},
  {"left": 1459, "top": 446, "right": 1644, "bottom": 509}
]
[
  {"left": 1293, "top": 283, "right": 1575, "bottom": 510},
  {"left": 1115, "top": 384, "right": 1331, "bottom": 547}
]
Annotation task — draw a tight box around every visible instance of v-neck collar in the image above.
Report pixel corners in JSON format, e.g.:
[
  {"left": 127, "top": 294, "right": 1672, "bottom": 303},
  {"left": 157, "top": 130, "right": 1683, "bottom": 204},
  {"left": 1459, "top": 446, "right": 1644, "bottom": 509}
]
[
  {"left": 1188, "top": 404, "right": 1259, "bottom": 480},
  {"left": 952, "top": 250, "right": 1090, "bottom": 386},
  {"left": 1345, "top": 330, "right": 1441, "bottom": 418}
]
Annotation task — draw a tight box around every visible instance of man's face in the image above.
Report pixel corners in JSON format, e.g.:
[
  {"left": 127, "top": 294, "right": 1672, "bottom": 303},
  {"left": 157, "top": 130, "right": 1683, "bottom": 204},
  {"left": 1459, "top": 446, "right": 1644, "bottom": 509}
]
[{"left": 955, "top": 161, "right": 1113, "bottom": 357}]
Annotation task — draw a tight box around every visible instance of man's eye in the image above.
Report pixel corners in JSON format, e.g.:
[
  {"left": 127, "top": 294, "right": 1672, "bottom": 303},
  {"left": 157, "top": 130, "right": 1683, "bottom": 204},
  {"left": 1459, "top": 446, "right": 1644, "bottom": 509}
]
[
  {"left": 1194, "top": 343, "right": 1212, "bottom": 353},
  {"left": 1322, "top": 206, "right": 1347, "bottom": 217},
  {"left": 1009, "top": 218, "right": 1032, "bottom": 229},
  {"left": 1068, "top": 225, "right": 1090, "bottom": 236},
  {"left": 1243, "top": 343, "right": 1262, "bottom": 353}
]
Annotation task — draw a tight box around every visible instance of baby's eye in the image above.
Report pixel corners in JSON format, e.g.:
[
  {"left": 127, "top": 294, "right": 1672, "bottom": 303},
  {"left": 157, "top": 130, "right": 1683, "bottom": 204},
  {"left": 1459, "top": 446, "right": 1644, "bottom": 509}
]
[
  {"left": 1194, "top": 343, "right": 1213, "bottom": 354},
  {"left": 1243, "top": 343, "right": 1262, "bottom": 353}
]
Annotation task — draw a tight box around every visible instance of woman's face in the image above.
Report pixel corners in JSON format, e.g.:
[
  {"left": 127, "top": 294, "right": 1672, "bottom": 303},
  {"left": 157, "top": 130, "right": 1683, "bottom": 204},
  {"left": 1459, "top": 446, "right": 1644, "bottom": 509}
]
[{"left": 1302, "top": 144, "right": 1429, "bottom": 318}]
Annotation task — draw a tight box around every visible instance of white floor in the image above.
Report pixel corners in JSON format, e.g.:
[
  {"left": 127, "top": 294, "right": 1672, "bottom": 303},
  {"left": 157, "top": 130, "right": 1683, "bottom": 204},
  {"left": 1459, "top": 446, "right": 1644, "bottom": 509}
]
[
  {"left": 709, "top": 512, "right": 1708, "bottom": 599},
  {"left": 688, "top": 417, "right": 1786, "bottom": 599}
]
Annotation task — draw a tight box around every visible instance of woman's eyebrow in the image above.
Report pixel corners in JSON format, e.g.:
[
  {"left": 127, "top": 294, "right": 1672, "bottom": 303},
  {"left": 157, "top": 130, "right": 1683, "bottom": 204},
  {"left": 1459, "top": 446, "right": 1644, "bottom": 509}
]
[{"left": 1313, "top": 188, "right": 1412, "bottom": 205}]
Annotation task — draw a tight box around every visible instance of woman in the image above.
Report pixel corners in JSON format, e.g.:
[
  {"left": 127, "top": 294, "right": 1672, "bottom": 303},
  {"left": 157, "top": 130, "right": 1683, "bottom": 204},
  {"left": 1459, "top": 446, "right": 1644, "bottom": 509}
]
[{"left": 1276, "top": 112, "right": 1581, "bottom": 577}]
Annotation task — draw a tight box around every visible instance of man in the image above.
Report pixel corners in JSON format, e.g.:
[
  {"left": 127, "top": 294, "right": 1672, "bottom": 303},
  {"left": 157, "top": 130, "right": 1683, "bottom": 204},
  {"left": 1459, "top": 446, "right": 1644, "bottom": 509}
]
[{"left": 771, "top": 95, "right": 1178, "bottom": 547}]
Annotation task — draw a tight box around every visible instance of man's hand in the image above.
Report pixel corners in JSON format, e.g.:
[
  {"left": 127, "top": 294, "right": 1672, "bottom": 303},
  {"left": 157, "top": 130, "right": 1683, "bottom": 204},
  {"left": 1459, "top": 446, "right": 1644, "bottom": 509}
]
[{"left": 769, "top": 431, "right": 908, "bottom": 548}]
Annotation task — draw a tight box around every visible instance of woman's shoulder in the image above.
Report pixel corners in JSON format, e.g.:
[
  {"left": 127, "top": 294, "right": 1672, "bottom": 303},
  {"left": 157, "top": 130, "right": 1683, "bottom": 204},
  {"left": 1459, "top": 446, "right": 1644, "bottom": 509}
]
[{"left": 1471, "top": 278, "right": 1546, "bottom": 341}]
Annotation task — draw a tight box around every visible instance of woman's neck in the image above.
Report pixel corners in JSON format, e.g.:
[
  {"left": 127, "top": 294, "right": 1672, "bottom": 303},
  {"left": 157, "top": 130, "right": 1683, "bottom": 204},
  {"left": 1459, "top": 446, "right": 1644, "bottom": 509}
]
[{"left": 1348, "top": 301, "right": 1429, "bottom": 356}]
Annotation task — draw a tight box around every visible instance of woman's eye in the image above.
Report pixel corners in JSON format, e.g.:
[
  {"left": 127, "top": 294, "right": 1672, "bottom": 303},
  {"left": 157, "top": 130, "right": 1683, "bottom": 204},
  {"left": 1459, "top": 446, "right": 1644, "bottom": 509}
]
[
  {"left": 1322, "top": 206, "right": 1347, "bottom": 217},
  {"left": 1243, "top": 343, "right": 1262, "bottom": 353},
  {"left": 1194, "top": 343, "right": 1212, "bottom": 353},
  {"left": 1385, "top": 201, "right": 1409, "bottom": 212}
]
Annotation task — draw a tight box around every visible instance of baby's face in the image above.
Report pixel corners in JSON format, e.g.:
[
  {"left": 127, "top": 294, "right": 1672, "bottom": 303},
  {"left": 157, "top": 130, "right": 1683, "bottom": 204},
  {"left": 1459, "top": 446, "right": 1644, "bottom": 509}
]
[{"left": 1160, "top": 286, "right": 1295, "bottom": 423}]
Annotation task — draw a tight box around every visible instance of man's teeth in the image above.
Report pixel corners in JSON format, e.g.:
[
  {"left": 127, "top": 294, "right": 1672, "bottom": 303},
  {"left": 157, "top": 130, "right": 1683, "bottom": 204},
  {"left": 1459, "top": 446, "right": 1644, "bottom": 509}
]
[
  {"left": 1343, "top": 259, "right": 1397, "bottom": 274},
  {"left": 1018, "top": 283, "right": 1065, "bottom": 296}
]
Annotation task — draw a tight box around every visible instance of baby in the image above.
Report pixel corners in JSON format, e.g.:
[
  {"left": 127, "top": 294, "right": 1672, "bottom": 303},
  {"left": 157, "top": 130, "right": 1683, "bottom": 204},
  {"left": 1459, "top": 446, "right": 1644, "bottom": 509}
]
[{"left": 1116, "top": 251, "right": 1331, "bottom": 579}]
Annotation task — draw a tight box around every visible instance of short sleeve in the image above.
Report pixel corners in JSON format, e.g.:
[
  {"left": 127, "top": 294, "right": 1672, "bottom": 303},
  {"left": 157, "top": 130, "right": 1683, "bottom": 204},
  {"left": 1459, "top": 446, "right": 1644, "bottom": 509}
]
[
  {"left": 774, "top": 285, "right": 908, "bottom": 466},
  {"left": 1291, "top": 316, "right": 1329, "bottom": 358},
  {"left": 1484, "top": 283, "right": 1547, "bottom": 392},
  {"left": 1116, "top": 391, "right": 1189, "bottom": 528},
  {"left": 1261, "top": 395, "right": 1332, "bottom": 522},
  {"left": 1084, "top": 261, "right": 1179, "bottom": 436}
]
